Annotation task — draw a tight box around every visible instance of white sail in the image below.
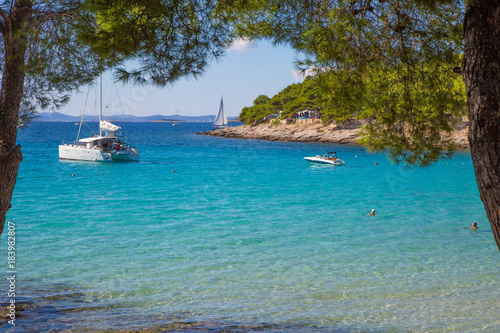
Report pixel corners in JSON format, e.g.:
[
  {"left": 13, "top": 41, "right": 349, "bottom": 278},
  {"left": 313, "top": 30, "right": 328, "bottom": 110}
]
[
  {"left": 213, "top": 96, "right": 228, "bottom": 128},
  {"left": 100, "top": 120, "right": 121, "bottom": 132}
]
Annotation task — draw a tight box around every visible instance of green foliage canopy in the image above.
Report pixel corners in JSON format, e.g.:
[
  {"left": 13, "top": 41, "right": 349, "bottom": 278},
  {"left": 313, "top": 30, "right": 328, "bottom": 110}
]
[
  {"left": 0, "top": 1, "right": 107, "bottom": 125},
  {"left": 78, "top": 0, "right": 245, "bottom": 86},
  {"left": 241, "top": 0, "right": 467, "bottom": 167},
  {"left": 1, "top": 0, "right": 254, "bottom": 125}
]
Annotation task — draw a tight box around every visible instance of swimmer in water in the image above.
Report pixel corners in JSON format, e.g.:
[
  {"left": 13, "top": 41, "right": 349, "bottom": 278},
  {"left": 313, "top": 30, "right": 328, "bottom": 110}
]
[
  {"left": 368, "top": 209, "right": 375, "bottom": 216},
  {"left": 472, "top": 222, "right": 478, "bottom": 230}
]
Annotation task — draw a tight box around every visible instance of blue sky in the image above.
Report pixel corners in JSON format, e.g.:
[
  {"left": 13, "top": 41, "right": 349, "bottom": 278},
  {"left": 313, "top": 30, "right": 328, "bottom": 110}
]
[{"left": 59, "top": 40, "right": 306, "bottom": 119}]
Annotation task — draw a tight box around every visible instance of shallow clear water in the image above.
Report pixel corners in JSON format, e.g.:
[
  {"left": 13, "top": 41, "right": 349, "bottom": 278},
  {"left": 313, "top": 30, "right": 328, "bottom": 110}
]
[{"left": 1, "top": 122, "right": 499, "bottom": 332}]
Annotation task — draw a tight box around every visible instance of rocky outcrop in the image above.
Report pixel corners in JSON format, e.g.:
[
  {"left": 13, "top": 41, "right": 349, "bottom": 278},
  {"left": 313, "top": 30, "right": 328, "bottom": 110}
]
[{"left": 199, "top": 119, "right": 470, "bottom": 149}]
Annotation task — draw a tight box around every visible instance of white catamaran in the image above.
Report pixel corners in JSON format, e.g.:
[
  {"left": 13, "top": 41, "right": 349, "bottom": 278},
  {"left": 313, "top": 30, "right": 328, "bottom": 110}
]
[
  {"left": 59, "top": 77, "right": 140, "bottom": 162},
  {"left": 213, "top": 96, "right": 228, "bottom": 129}
]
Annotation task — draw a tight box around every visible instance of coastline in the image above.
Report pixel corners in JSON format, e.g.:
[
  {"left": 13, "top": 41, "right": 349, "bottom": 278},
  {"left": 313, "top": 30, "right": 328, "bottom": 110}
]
[{"left": 200, "top": 119, "right": 470, "bottom": 149}]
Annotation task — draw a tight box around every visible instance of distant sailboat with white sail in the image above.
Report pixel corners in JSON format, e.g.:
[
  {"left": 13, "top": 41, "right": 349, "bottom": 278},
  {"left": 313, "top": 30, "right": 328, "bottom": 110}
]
[
  {"left": 172, "top": 109, "right": 180, "bottom": 126},
  {"left": 213, "top": 96, "right": 228, "bottom": 129}
]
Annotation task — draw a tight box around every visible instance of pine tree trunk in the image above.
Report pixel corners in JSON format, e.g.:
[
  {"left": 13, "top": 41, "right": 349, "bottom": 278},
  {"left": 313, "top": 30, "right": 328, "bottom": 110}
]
[
  {"left": 463, "top": 0, "right": 500, "bottom": 250},
  {"left": 0, "top": 1, "right": 31, "bottom": 235}
]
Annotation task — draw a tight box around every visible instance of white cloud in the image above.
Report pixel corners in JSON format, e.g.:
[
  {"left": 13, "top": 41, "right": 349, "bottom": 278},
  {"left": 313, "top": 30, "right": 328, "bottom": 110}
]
[
  {"left": 291, "top": 66, "right": 318, "bottom": 82},
  {"left": 227, "top": 38, "right": 259, "bottom": 52}
]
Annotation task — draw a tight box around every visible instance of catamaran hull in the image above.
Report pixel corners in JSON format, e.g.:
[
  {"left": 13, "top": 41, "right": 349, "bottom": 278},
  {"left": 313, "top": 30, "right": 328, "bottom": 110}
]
[
  {"left": 111, "top": 150, "right": 140, "bottom": 161},
  {"left": 59, "top": 145, "right": 139, "bottom": 162},
  {"left": 304, "top": 156, "right": 345, "bottom": 166},
  {"left": 59, "top": 145, "right": 112, "bottom": 161}
]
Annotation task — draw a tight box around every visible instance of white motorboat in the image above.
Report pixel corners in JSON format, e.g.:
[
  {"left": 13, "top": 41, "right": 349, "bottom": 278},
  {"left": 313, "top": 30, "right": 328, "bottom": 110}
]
[
  {"left": 213, "top": 96, "right": 228, "bottom": 129},
  {"left": 59, "top": 76, "right": 140, "bottom": 162},
  {"left": 304, "top": 152, "right": 345, "bottom": 166}
]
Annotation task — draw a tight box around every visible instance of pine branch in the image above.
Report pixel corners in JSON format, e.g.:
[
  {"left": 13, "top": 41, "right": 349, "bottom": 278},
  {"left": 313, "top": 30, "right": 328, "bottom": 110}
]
[
  {"left": 0, "top": 7, "right": 9, "bottom": 36},
  {"left": 31, "top": 6, "right": 80, "bottom": 24}
]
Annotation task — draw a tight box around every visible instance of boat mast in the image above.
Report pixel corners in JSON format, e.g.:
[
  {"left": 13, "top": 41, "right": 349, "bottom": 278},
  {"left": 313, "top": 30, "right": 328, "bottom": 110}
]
[
  {"left": 99, "top": 75, "right": 103, "bottom": 136},
  {"left": 76, "top": 86, "right": 91, "bottom": 142}
]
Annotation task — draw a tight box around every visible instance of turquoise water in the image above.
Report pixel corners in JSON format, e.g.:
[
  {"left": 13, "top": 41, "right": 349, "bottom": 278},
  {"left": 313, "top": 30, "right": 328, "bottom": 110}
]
[{"left": 2, "top": 122, "right": 499, "bottom": 332}]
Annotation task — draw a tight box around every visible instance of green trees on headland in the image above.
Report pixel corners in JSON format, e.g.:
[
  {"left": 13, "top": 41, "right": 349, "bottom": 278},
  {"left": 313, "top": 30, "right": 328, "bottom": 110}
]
[
  {"left": 240, "top": 67, "right": 466, "bottom": 130},
  {"left": 239, "top": 77, "right": 322, "bottom": 124}
]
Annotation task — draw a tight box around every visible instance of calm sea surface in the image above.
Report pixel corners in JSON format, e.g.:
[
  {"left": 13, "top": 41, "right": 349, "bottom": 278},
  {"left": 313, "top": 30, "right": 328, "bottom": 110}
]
[{"left": 1, "top": 122, "right": 499, "bottom": 332}]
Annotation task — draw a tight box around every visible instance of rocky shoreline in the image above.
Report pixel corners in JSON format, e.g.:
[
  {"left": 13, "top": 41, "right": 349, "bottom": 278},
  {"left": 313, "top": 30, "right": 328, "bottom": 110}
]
[{"left": 200, "top": 119, "right": 470, "bottom": 149}]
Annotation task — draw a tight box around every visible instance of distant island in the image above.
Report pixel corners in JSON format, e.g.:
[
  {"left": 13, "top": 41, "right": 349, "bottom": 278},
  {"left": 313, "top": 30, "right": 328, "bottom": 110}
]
[
  {"left": 149, "top": 119, "right": 186, "bottom": 123},
  {"left": 34, "top": 111, "right": 240, "bottom": 123},
  {"left": 150, "top": 118, "right": 240, "bottom": 123}
]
